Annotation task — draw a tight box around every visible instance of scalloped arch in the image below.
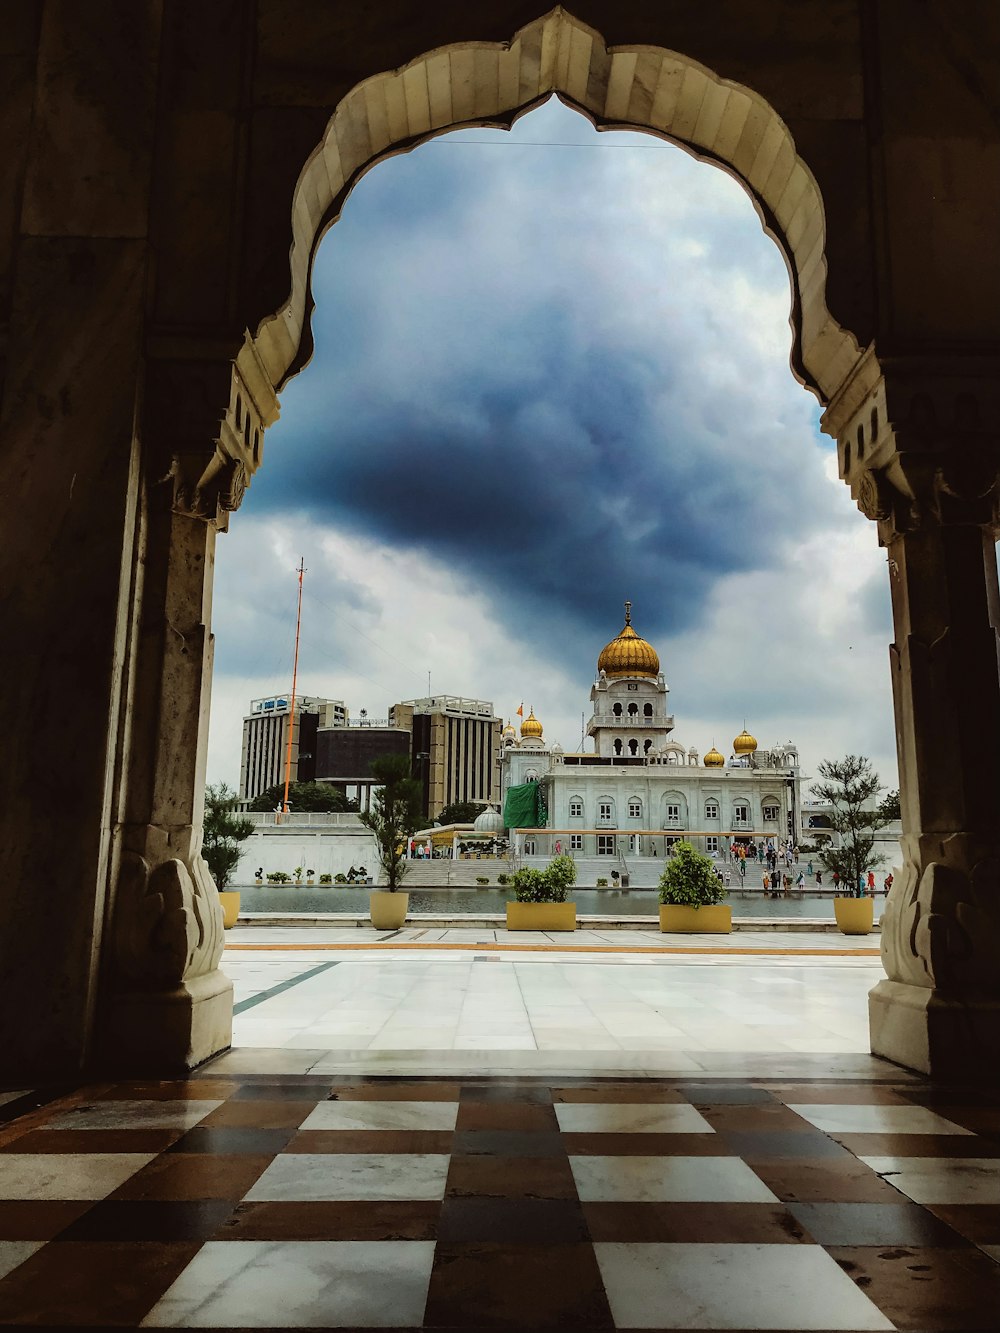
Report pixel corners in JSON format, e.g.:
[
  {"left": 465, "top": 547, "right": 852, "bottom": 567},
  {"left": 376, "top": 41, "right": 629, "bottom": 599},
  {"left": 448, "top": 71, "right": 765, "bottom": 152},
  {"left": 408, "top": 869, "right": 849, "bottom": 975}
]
[{"left": 239, "top": 6, "right": 859, "bottom": 439}]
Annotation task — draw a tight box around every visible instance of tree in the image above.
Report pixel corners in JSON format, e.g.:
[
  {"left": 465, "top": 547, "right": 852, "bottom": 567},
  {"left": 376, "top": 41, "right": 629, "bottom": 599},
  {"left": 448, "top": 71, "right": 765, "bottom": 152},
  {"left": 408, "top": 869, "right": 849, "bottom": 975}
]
[
  {"left": 877, "top": 789, "right": 901, "bottom": 823},
  {"left": 811, "top": 755, "right": 890, "bottom": 894},
  {"left": 359, "top": 753, "right": 424, "bottom": 891},
  {"left": 202, "top": 782, "right": 255, "bottom": 891},
  {"left": 249, "top": 781, "right": 356, "bottom": 813},
  {"left": 435, "top": 800, "right": 483, "bottom": 826}
]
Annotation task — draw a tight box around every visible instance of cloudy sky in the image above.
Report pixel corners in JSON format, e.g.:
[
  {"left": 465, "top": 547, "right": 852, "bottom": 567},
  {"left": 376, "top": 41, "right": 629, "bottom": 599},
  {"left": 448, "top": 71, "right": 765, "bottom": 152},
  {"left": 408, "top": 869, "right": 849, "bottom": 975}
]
[{"left": 207, "top": 97, "right": 898, "bottom": 794}]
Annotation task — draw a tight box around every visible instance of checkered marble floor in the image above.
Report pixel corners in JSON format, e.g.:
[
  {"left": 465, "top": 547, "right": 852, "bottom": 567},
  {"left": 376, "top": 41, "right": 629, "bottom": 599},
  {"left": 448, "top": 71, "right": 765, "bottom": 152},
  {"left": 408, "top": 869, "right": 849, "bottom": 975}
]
[{"left": 0, "top": 1077, "right": 998, "bottom": 1329}]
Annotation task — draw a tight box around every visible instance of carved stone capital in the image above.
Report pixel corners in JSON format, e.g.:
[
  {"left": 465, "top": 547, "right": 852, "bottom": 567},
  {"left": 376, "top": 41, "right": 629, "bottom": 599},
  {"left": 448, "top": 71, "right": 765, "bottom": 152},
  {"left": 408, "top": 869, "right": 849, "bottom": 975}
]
[{"left": 822, "top": 350, "right": 1000, "bottom": 539}]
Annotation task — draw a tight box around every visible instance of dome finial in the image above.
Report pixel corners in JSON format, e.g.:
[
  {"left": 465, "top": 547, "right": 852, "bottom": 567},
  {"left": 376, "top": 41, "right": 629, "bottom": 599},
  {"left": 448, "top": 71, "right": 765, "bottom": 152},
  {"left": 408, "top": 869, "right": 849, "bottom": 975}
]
[{"left": 624, "top": 599, "right": 632, "bottom": 626}]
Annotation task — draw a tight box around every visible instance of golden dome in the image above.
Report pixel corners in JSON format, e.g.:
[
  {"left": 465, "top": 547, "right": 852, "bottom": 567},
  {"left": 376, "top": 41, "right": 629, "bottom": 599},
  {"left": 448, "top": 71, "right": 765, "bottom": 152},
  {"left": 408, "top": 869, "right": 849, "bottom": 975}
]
[
  {"left": 733, "top": 727, "right": 758, "bottom": 755},
  {"left": 520, "top": 707, "right": 543, "bottom": 739},
  {"left": 703, "top": 746, "right": 725, "bottom": 768},
  {"left": 597, "top": 601, "right": 660, "bottom": 679}
]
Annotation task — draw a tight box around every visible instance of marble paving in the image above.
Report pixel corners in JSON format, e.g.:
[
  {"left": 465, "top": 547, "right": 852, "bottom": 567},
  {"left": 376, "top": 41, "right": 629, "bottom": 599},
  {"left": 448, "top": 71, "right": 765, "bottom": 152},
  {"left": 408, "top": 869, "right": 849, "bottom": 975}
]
[
  {"left": 0, "top": 1073, "right": 997, "bottom": 1328},
  {"left": 222, "top": 929, "right": 885, "bottom": 1075}
]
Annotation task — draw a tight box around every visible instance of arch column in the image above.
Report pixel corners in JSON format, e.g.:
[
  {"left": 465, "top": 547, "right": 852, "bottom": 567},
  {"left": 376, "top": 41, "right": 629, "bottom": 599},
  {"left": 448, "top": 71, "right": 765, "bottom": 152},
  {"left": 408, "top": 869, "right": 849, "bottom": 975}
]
[
  {"left": 95, "top": 355, "right": 272, "bottom": 1073},
  {"left": 827, "top": 352, "right": 1000, "bottom": 1079}
]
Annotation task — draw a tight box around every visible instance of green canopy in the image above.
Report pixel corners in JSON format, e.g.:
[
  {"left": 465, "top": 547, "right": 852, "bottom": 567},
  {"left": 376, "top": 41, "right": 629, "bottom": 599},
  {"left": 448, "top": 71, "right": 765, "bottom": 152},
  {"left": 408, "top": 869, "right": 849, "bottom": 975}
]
[{"left": 503, "top": 782, "right": 547, "bottom": 829}]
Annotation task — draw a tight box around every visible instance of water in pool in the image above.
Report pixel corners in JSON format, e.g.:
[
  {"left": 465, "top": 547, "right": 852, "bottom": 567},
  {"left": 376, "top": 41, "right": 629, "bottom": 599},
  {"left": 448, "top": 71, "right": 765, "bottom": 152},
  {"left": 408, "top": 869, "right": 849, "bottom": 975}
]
[{"left": 235, "top": 885, "right": 882, "bottom": 920}]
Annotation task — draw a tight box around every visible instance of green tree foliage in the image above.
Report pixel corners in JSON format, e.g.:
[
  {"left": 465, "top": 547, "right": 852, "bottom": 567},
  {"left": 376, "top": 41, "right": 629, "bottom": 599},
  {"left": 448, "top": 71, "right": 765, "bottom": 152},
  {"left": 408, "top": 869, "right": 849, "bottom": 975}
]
[
  {"left": 811, "top": 755, "right": 890, "bottom": 894},
  {"left": 512, "top": 853, "right": 578, "bottom": 903},
  {"left": 435, "top": 800, "right": 483, "bottom": 825},
  {"left": 202, "top": 782, "right": 255, "bottom": 891},
  {"left": 359, "top": 754, "right": 424, "bottom": 891},
  {"left": 877, "top": 789, "right": 901, "bottom": 823},
  {"left": 658, "top": 841, "right": 726, "bottom": 907},
  {"left": 249, "top": 781, "right": 357, "bottom": 813}
]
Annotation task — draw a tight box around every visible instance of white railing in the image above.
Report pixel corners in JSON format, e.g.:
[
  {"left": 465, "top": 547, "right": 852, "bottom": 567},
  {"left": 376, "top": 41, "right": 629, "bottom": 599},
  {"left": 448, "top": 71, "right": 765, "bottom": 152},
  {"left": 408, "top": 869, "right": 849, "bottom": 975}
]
[{"left": 246, "top": 811, "right": 364, "bottom": 827}]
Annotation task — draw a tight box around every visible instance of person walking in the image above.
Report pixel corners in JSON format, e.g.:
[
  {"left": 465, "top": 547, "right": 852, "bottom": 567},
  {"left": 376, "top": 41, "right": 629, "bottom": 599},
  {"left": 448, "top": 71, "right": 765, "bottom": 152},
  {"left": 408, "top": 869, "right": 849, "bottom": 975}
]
[
  {"left": 866, "top": 869, "right": 876, "bottom": 893},
  {"left": 807, "top": 859, "right": 813, "bottom": 877},
  {"left": 795, "top": 870, "right": 805, "bottom": 891},
  {"left": 816, "top": 870, "right": 823, "bottom": 886}
]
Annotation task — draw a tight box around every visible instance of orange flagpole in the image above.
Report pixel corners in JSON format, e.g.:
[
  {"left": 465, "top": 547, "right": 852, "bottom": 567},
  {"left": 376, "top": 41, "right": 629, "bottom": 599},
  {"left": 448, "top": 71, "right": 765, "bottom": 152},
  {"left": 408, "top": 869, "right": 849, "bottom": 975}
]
[{"left": 277, "top": 557, "right": 306, "bottom": 824}]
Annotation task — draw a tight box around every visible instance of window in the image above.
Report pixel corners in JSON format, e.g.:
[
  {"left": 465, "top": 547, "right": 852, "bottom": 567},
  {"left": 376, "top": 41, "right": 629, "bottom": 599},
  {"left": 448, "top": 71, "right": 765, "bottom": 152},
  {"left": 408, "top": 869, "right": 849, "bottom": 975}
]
[
  {"left": 569, "top": 799, "right": 583, "bottom": 818},
  {"left": 628, "top": 799, "right": 642, "bottom": 818},
  {"left": 664, "top": 836, "right": 681, "bottom": 850},
  {"left": 627, "top": 702, "right": 638, "bottom": 717},
  {"left": 666, "top": 803, "right": 680, "bottom": 823},
  {"left": 643, "top": 739, "right": 652, "bottom": 754},
  {"left": 569, "top": 833, "right": 583, "bottom": 851},
  {"left": 705, "top": 801, "right": 720, "bottom": 820},
  {"left": 524, "top": 839, "right": 536, "bottom": 855},
  {"left": 599, "top": 801, "right": 614, "bottom": 825},
  {"left": 613, "top": 738, "right": 623, "bottom": 756},
  {"left": 628, "top": 738, "right": 638, "bottom": 755},
  {"left": 763, "top": 803, "right": 779, "bottom": 821},
  {"left": 733, "top": 802, "right": 750, "bottom": 827},
  {"left": 643, "top": 702, "right": 653, "bottom": 718},
  {"left": 706, "top": 836, "right": 719, "bottom": 854},
  {"left": 628, "top": 834, "right": 641, "bottom": 852},
  {"left": 597, "top": 834, "right": 616, "bottom": 856},
  {"left": 613, "top": 702, "right": 622, "bottom": 717}
]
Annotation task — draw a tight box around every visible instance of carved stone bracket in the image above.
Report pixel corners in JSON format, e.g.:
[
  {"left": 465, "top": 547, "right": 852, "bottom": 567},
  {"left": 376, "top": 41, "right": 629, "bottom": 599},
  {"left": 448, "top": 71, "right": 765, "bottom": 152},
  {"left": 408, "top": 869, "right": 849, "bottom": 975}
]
[{"left": 113, "top": 836, "right": 224, "bottom": 991}]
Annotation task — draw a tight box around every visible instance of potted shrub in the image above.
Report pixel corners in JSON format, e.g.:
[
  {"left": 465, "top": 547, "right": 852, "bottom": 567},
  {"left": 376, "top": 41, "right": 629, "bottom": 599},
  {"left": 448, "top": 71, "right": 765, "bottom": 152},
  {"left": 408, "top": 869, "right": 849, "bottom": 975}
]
[
  {"left": 319, "top": 873, "right": 332, "bottom": 885},
  {"left": 596, "top": 877, "right": 608, "bottom": 887},
  {"left": 254, "top": 866, "right": 263, "bottom": 886},
  {"left": 334, "top": 872, "right": 347, "bottom": 884},
  {"left": 306, "top": 868, "right": 315, "bottom": 884},
  {"left": 811, "top": 756, "right": 890, "bottom": 935},
  {"left": 497, "top": 873, "right": 508, "bottom": 886},
  {"left": 293, "top": 865, "right": 304, "bottom": 885},
  {"left": 506, "top": 854, "right": 577, "bottom": 932},
  {"left": 360, "top": 754, "right": 423, "bottom": 929},
  {"left": 201, "top": 782, "right": 255, "bottom": 929},
  {"left": 267, "top": 870, "right": 291, "bottom": 885},
  {"left": 658, "top": 840, "right": 731, "bottom": 934}
]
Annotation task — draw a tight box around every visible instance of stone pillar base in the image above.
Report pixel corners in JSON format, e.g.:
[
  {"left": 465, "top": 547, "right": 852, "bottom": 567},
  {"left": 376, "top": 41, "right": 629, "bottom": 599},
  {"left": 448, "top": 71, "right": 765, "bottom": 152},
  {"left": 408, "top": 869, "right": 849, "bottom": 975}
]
[
  {"left": 97, "top": 969, "right": 233, "bottom": 1075},
  {"left": 869, "top": 979, "right": 1000, "bottom": 1082}
]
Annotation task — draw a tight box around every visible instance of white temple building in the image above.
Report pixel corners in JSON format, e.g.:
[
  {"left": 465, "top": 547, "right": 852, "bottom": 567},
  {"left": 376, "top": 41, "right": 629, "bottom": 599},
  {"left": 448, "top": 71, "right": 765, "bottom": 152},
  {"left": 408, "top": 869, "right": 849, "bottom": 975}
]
[{"left": 501, "top": 603, "right": 803, "bottom": 862}]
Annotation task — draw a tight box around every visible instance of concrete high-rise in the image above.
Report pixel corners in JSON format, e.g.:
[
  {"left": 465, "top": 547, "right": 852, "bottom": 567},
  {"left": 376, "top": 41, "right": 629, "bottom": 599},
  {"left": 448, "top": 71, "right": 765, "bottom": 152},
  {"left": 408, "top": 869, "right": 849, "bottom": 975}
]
[
  {"left": 390, "top": 696, "right": 502, "bottom": 819},
  {"left": 239, "top": 695, "right": 346, "bottom": 802}
]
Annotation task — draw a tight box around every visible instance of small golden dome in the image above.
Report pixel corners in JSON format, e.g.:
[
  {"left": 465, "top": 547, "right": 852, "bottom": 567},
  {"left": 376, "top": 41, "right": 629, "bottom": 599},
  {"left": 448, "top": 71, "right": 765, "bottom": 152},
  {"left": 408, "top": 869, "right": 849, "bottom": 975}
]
[
  {"left": 733, "top": 727, "right": 758, "bottom": 755},
  {"left": 597, "top": 601, "right": 660, "bottom": 679},
  {"left": 703, "top": 746, "right": 725, "bottom": 768},
  {"left": 520, "top": 707, "right": 543, "bottom": 739}
]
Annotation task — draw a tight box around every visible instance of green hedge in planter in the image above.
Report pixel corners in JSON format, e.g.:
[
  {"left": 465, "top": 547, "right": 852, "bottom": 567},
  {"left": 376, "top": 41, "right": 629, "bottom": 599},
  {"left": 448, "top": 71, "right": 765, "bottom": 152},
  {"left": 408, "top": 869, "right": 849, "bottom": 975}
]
[
  {"left": 512, "top": 854, "right": 577, "bottom": 904},
  {"left": 658, "top": 841, "right": 726, "bottom": 907}
]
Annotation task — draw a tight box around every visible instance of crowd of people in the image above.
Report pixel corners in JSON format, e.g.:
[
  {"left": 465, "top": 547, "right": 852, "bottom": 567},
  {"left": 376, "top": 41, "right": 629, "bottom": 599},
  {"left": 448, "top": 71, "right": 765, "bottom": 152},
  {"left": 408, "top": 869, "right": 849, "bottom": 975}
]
[{"left": 721, "top": 839, "right": 893, "bottom": 898}]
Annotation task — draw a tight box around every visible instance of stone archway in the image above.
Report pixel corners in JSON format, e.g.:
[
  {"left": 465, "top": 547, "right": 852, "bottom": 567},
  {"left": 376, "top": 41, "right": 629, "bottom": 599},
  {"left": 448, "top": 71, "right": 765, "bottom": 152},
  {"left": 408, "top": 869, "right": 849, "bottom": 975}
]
[
  {"left": 144, "top": 8, "right": 868, "bottom": 1075},
  {"left": 5, "top": 4, "right": 998, "bottom": 1083}
]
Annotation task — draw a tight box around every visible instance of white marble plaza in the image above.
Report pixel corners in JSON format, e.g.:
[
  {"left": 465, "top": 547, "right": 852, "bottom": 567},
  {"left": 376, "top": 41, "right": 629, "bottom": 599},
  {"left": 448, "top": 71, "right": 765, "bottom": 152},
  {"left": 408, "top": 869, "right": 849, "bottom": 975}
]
[{"left": 218, "top": 927, "right": 889, "bottom": 1078}]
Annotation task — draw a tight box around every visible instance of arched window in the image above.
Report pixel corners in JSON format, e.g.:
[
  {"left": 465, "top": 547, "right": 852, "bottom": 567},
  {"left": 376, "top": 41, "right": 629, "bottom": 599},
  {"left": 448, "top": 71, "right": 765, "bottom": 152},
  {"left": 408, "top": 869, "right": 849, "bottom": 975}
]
[
  {"left": 628, "top": 798, "right": 642, "bottom": 819},
  {"left": 613, "top": 738, "right": 623, "bottom": 756},
  {"left": 627, "top": 702, "right": 638, "bottom": 718},
  {"left": 705, "top": 800, "right": 720, "bottom": 821},
  {"left": 525, "top": 770, "right": 539, "bottom": 783},
  {"left": 733, "top": 801, "right": 751, "bottom": 828},
  {"left": 643, "top": 738, "right": 653, "bottom": 754},
  {"left": 628, "top": 738, "right": 638, "bottom": 755},
  {"left": 612, "top": 702, "right": 622, "bottom": 717},
  {"left": 762, "top": 800, "right": 780, "bottom": 822},
  {"left": 643, "top": 702, "right": 653, "bottom": 718},
  {"left": 569, "top": 797, "right": 584, "bottom": 818},
  {"left": 598, "top": 799, "right": 615, "bottom": 826}
]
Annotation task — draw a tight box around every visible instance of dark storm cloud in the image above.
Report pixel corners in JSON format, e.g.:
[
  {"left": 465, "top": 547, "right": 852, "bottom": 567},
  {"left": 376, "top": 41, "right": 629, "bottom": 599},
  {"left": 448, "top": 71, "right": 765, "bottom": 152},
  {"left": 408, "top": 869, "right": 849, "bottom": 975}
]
[{"left": 242, "top": 99, "right": 834, "bottom": 673}]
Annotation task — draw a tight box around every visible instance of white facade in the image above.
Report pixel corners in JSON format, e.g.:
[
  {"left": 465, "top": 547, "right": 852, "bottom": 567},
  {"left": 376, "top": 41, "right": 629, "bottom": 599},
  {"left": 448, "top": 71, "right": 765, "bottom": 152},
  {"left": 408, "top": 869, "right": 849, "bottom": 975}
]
[{"left": 501, "top": 610, "right": 803, "bottom": 862}]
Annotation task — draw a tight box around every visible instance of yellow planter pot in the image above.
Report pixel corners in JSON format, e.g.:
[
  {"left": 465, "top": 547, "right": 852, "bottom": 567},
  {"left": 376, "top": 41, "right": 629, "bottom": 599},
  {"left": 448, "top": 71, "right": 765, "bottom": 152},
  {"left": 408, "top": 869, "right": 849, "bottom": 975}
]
[
  {"left": 370, "top": 891, "right": 409, "bottom": 929},
  {"left": 834, "top": 896, "right": 874, "bottom": 935},
  {"left": 506, "top": 901, "right": 577, "bottom": 931},
  {"left": 218, "top": 891, "right": 240, "bottom": 929},
  {"left": 659, "top": 904, "right": 732, "bottom": 934}
]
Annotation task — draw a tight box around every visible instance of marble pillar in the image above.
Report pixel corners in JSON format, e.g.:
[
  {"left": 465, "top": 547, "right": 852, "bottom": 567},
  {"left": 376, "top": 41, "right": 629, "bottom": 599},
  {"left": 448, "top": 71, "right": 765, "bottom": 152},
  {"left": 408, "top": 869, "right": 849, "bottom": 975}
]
[{"left": 830, "top": 355, "right": 1000, "bottom": 1080}]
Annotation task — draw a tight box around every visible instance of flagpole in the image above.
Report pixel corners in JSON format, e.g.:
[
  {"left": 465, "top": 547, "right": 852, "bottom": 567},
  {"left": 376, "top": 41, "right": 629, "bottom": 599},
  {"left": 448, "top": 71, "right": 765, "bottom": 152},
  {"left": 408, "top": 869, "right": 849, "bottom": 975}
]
[{"left": 277, "top": 557, "right": 306, "bottom": 824}]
